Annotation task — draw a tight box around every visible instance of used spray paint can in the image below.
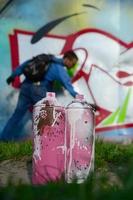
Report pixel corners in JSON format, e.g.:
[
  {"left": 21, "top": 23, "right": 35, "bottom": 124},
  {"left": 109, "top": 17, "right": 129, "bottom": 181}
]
[
  {"left": 32, "top": 92, "right": 65, "bottom": 184},
  {"left": 65, "top": 94, "right": 96, "bottom": 183}
]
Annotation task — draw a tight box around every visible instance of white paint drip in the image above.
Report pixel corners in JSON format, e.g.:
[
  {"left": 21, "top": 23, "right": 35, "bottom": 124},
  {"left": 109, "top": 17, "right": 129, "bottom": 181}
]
[
  {"left": 33, "top": 135, "right": 41, "bottom": 162},
  {"left": 51, "top": 108, "right": 61, "bottom": 127}
]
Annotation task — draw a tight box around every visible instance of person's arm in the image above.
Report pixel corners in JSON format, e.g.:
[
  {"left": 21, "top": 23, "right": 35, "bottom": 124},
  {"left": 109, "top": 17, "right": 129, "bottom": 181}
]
[
  {"left": 57, "top": 65, "right": 78, "bottom": 97},
  {"left": 6, "top": 60, "right": 30, "bottom": 84}
]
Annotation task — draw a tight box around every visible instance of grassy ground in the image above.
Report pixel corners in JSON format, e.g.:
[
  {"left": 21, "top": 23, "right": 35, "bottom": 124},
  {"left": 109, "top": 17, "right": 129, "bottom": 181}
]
[
  {"left": 0, "top": 139, "right": 133, "bottom": 165},
  {"left": 0, "top": 140, "right": 32, "bottom": 161},
  {"left": 0, "top": 139, "right": 133, "bottom": 199}
]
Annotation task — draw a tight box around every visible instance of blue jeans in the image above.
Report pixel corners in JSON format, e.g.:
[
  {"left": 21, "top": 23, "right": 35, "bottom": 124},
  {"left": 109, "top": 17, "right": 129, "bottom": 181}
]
[{"left": 1, "top": 81, "right": 47, "bottom": 141}]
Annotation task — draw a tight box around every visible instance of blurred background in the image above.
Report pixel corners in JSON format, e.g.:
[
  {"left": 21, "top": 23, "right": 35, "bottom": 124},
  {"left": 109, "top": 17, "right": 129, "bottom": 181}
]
[{"left": 0, "top": 0, "right": 133, "bottom": 141}]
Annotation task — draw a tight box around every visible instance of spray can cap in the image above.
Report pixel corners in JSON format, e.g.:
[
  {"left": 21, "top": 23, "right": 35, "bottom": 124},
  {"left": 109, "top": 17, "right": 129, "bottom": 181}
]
[{"left": 46, "top": 92, "right": 56, "bottom": 98}]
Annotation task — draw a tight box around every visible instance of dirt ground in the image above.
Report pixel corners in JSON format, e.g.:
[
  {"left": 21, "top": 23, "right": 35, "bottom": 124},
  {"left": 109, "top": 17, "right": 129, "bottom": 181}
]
[
  {"left": 0, "top": 156, "right": 32, "bottom": 186},
  {"left": 0, "top": 157, "right": 122, "bottom": 187}
]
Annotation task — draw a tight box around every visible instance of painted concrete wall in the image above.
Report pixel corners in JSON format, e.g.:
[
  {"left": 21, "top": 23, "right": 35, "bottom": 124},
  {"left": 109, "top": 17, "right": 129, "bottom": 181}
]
[{"left": 0, "top": 0, "right": 133, "bottom": 141}]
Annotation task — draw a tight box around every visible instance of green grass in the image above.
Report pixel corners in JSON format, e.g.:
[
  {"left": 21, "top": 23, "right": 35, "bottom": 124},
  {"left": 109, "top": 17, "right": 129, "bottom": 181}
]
[
  {"left": 0, "top": 139, "right": 133, "bottom": 199},
  {"left": 0, "top": 139, "right": 133, "bottom": 167},
  {"left": 0, "top": 172, "right": 133, "bottom": 200},
  {"left": 0, "top": 140, "right": 32, "bottom": 161},
  {"left": 95, "top": 139, "right": 133, "bottom": 167}
]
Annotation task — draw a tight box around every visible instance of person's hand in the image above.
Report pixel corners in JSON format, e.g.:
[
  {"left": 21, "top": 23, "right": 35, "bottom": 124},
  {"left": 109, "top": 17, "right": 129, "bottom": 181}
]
[
  {"left": 6, "top": 76, "right": 14, "bottom": 85},
  {"left": 89, "top": 104, "right": 99, "bottom": 112}
]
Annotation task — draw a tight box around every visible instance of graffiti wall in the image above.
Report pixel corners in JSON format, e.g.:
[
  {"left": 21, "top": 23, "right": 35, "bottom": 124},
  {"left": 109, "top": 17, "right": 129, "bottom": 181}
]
[{"left": 0, "top": 0, "right": 133, "bottom": 141}]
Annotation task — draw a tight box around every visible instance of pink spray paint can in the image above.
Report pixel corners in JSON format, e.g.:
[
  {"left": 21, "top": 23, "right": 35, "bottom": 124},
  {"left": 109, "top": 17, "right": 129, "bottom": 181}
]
[
  {"left": 65, "top": 94, "right": 96, "bottom": 183},
  {"left": 32, "top": 92, "right": 65, "bottom": 184}
]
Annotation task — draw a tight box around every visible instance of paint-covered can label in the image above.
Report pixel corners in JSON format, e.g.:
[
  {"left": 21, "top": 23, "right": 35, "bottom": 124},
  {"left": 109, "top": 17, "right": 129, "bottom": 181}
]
[
  {"left": 32, "top": 95, "right": 65, "bottom": 184},
  {"left": 65, "top": 100, "right": 95, "bottom": 183}
]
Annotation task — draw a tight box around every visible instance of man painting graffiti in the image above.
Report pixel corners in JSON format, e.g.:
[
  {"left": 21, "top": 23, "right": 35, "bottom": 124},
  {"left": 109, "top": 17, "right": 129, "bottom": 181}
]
[{"left": 1, "top": 50, "right": 79, "bottom": 141}]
